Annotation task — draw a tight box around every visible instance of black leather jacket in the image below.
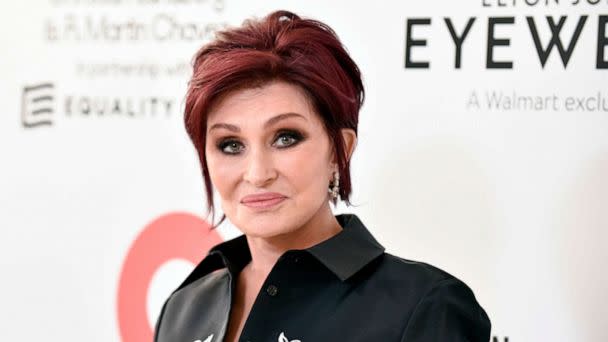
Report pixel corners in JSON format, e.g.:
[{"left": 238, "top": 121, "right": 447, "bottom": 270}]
[{"left": 154, "top": 214, "right": 491, "bottom": 342}]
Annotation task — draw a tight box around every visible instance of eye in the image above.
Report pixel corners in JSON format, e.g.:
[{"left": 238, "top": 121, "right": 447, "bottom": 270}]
[
  {"left": 217, "top": 139, "right": 244, "bottom": 155},
  {"left": 273, "top": 130, "right": 304, "bottom": 148}
]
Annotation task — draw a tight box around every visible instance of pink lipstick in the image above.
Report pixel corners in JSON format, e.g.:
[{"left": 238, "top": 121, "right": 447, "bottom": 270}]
[{"left": 241, "top": 192, "right": 287, "bottom": 210}]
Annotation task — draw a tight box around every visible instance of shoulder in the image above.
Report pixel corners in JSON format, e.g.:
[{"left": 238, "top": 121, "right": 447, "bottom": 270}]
[
  {"left": 381, "top": 252, "right": 457, "bottom": 280},
  {"left": 154, "top": 268, "right": 232, "bottom": 342},
  {"left": 169, "top": 267, "right": 231, "bottom": 305},
  {"left": 374, "top": 251, "right": 486, "bottom": 312},
  {"left": 363, "top": 252, "right": 491, "bottom": 341},
  {"left": 366, "top": 252, "right": 464, "bottom": 293}
]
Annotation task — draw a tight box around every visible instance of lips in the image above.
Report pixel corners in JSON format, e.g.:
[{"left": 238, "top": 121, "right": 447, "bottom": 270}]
[{"left": 241, "top": 192, "right": 287, "bottom": 210}]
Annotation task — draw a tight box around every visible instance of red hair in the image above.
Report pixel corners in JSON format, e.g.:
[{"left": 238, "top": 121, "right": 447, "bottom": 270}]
[{"left": 184, "top": 10, "right": 365, "bottom": 226}]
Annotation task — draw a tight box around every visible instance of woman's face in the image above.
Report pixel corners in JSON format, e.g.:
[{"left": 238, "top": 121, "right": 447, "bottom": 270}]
[{"left": 205, "top": 80, "right": 335, "bottom": 238}]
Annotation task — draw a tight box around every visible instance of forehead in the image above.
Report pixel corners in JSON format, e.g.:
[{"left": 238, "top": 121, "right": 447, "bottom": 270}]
[{"left": 206, "top": 80, "right": 320, "bottom": 127}]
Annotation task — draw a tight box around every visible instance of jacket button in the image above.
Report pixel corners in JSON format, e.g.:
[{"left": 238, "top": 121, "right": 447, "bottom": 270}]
[{"left": 266, "top": 284, "right": 278, "bottom": 296}]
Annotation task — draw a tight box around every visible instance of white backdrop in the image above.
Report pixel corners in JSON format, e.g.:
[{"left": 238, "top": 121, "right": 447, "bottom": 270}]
[{"left": 1, "top": 1, "right": 606, "bottom": 341}]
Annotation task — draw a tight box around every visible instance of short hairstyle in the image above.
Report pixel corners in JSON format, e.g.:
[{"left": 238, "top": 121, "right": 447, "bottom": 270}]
[{"left": 184, "top": 10, "right": 365, "bottom": 226}]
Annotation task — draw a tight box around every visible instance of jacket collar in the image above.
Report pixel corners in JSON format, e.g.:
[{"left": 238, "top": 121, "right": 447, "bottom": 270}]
[
  {"left": 175, "top": 213, "right": 385, "bottom": 291},
  {"left": 306, "top": 213, "right": 385, "bottom": 281}
]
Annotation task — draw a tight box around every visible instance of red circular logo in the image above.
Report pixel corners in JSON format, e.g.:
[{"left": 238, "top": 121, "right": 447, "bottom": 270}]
[{"left": 117, "top": 212, "right": 223, "bottom": 342}]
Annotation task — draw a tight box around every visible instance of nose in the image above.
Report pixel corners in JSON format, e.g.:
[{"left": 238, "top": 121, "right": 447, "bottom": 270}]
[{"left": 243, "top": 146, "right": 277, "bottom": 187}]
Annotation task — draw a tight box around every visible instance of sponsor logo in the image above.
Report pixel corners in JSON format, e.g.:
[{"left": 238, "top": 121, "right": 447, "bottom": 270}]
[
  {"left": 404, "top": 2, "right": 607, "bottom": 69},
  {"left": 21, "top": 83, "right": 55, "bottom": 128},
  {"left": 117, "top": 212, "right": 223, "bottom": 342},
  {"left": 20, "top": 82, "right": 176, "bottom": 129}
]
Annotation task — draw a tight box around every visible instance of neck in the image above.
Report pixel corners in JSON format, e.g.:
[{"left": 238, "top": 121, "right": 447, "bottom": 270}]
[{"left": 243, "top": 204, "right": 342, "bottom": 279}]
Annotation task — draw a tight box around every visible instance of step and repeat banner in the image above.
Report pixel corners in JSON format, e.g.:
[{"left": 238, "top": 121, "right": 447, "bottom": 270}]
[{"left": 1, "top": 1, "right": 606, "bottom": 341}]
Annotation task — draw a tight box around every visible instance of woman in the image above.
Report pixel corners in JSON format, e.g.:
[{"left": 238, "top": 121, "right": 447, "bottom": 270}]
[{"left": 154, "top": 10, "right": 491, "bottom": 342}]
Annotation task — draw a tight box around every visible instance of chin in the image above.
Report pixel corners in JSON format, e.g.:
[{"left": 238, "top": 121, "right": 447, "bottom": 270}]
[{"left": 232, "top": 207, "right": 302, "bottom": 239}]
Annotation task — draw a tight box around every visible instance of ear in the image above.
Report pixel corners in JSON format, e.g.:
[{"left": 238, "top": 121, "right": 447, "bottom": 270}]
[{"left": 331, "top": 128, "right": 357, "bottom": 166}]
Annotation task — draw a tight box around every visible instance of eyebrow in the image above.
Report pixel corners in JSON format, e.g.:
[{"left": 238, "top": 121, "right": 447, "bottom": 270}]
[{"left": 208, "top": 112, "right": 307, "bottom": 133}]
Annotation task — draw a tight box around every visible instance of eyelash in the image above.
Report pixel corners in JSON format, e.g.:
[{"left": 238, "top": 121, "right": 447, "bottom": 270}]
[{"left": 216, "top": 129, "right": 305, "bottom": 155}]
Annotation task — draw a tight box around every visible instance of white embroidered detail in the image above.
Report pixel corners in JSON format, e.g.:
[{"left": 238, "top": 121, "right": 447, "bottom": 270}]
[
  {"left": 193, "top": 334, "right": 214, "bottom": 342},
  {"left": 278, "top": 332, "right": 301, "bottom": 342}
]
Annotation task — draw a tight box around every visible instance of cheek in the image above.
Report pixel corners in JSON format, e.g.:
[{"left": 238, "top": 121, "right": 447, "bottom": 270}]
[
  {"left": 205, "top": 151, "right": 241, "bottom": 199},
  {"left": 279, "top": 143, "right": 331, "bottom": 194}
]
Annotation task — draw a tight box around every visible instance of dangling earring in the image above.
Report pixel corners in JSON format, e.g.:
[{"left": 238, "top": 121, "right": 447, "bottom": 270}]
[{"left": 328, "top": 171, "right": 340, "bottom": 199}]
